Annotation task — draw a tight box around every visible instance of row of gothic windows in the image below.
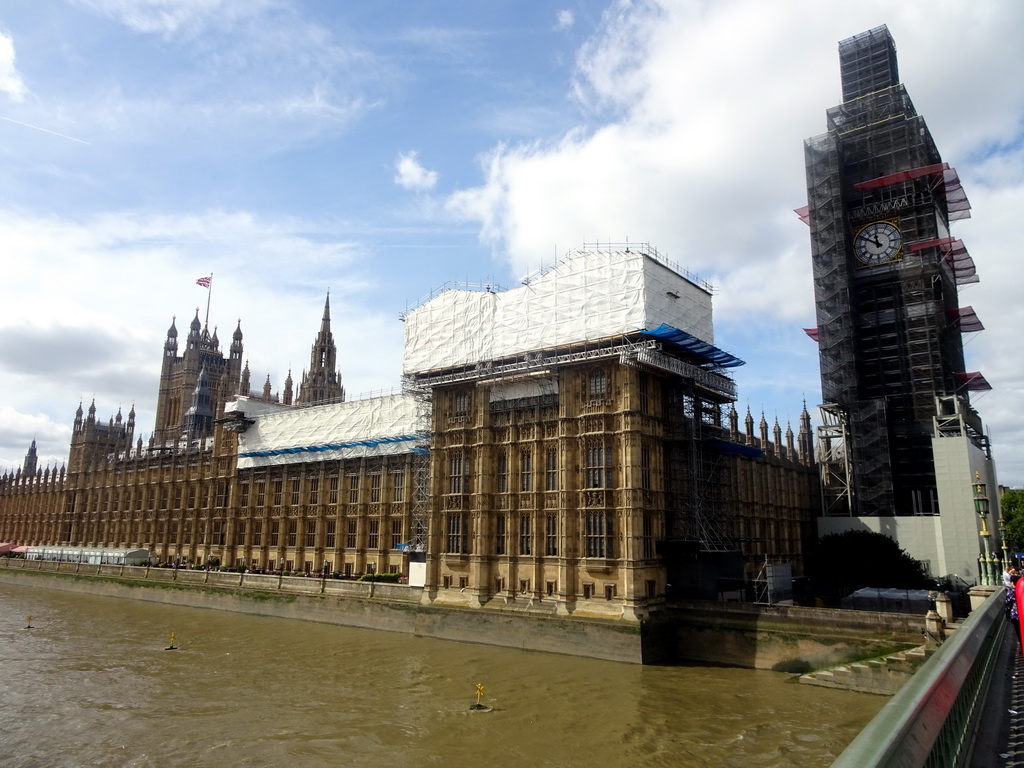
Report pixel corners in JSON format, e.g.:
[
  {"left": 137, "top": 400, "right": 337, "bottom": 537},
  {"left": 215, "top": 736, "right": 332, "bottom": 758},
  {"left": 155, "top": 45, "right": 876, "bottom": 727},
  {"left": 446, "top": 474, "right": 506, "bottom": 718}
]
[
  {"left": 85, "top": 516, "right": 409, "bottom": 551},
  {"left": 449, "top": 441, "right": 613, "bottom": 494},
  {"left": 445, "top": 511, "right": 619, "bottom": 558},
  {"left": 238, "top": 471, "right": 406, "bottom": 508}
]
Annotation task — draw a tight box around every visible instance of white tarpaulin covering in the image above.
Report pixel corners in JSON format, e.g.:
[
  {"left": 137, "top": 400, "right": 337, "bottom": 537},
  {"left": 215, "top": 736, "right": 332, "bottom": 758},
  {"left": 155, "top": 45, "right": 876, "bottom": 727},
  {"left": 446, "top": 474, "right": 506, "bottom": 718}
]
[
  {"left": 234, "top": 393, "right": 428, "bottom": 470},
  {"left": 402, "top": 248, "right": 713, "bottom": 374},
  {"left": 488, "top": 376, "right": 558, "bottom": 402}
]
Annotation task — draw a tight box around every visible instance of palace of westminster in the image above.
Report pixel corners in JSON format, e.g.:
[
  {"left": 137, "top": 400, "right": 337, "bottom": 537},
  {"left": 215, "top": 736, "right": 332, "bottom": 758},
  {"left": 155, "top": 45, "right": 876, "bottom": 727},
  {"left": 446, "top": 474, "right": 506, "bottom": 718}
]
[
  {"left": 0, "top": 245, "right": 819, "bottom": 620},
  {"left": 0, "top": 27, "right": 999, "bottom": 620}
]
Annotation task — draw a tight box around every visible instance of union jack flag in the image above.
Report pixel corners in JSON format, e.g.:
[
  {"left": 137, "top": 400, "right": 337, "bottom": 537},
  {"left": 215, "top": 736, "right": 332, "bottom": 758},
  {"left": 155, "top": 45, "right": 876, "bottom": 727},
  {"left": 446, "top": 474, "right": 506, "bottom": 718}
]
[{"left": 196, "top": 276, "right": 212, "bottom": 288}]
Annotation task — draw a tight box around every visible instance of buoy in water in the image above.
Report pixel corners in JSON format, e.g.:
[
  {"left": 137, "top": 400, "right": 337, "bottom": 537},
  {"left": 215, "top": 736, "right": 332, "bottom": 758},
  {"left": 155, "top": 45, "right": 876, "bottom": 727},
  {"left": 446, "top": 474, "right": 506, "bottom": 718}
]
[
  {"left": 165, "top": 632, "right": 177, "bottom": 651},
  {"left": 24, "top": 615, "right": 33, "bottom": 630},
  {"left": 469, "top": 683, "right": 492, "bottom": 712}
]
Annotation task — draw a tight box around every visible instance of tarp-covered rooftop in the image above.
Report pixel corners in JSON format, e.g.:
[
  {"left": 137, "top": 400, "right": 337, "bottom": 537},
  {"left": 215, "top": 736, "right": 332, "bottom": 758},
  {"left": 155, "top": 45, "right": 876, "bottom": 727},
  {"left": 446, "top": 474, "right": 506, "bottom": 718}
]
[
  {"left": 401, "top": 244, "right": 715, "bottom": 375},
  {"left": 231, "top": 393, "right": 428, "bottom": 470}
]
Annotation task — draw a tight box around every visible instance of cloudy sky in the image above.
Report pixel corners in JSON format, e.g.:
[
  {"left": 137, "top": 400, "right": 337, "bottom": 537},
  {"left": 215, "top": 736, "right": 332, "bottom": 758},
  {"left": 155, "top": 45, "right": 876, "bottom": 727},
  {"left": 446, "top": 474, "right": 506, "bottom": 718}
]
[{"left": 1, "top": 1, "right": 1023, "bottom": 487}]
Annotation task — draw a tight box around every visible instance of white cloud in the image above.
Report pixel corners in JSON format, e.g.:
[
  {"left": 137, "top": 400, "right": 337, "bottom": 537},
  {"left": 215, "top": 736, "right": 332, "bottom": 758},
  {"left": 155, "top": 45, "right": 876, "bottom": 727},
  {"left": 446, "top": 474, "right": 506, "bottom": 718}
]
[
  {"left": 0, "top": 31, "right": 27, "bottom": 101},
  {"left": 0, "top": 205, "right": 408, "bottom": 472},
  {"left": 394, "top": 151, "right": 439, "bottom": 192},
  {"left": 0, "top": 209, "right": 349, "bottom": 409},
  {"left": 556, "top": 10, "right": 575, "bottom": 31}
]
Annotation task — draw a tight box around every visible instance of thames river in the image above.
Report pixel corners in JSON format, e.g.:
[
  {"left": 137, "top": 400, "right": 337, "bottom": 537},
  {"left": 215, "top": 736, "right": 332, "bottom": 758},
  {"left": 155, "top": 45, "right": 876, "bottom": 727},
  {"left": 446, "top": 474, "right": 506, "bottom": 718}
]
[{"left": 0, "top": 583, "right": 883, "bottom": 767}]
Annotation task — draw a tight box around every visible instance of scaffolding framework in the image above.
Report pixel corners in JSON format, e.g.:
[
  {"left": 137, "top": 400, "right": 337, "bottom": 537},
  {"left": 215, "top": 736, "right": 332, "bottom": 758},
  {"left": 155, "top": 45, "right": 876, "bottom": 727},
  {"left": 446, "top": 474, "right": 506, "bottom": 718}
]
[{"left": 804, "top": 25, "right": 985, "bottom": 517}]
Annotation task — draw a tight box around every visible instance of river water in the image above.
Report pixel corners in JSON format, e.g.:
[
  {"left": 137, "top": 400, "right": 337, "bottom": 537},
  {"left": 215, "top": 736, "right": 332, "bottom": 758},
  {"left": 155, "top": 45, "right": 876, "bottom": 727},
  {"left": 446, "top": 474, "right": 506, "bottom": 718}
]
[{"left": 0, "top": 583, "right": 884, "bottom": 768}]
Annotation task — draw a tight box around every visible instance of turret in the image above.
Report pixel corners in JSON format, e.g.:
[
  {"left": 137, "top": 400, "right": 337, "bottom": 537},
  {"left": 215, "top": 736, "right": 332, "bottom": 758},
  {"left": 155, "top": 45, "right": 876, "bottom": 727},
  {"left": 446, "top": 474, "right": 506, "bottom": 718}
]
[
  {"left": 23, "top": 439, "right": 38, "bottom": 476},
  {"left": 164, "top": 316, "right": 178, "bottom": 363},
  {"left": 187, "top": 309, "right": 202, "bottom": 349},
  {"left": 283, "top": 369, "right": 294, "bottom": 405},
  {"left": 239, "top": 360, "right": 251, "bottom": 396},
  {"left": 182, "top": 364, "right": 215, "bottom": 440},
  {"left": 230, "top": 319, "right": 244, "bottom": 363},
  {"left": 798, "top": 400, "right": 814, "bottom": 465}
]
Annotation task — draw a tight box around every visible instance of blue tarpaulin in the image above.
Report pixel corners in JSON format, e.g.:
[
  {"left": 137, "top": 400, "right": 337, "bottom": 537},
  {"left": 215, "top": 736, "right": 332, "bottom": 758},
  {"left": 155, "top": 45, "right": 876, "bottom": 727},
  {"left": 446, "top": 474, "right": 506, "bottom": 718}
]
[{"left": 640, "top": 324, "right": 745, "bottom": 368}]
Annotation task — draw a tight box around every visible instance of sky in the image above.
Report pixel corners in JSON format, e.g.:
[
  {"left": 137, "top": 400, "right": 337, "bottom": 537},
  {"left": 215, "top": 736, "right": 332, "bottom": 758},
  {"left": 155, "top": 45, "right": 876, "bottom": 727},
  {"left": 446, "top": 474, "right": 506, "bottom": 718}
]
[{"left": 1, "top": 0, "right": 1023, "bottom": 486}]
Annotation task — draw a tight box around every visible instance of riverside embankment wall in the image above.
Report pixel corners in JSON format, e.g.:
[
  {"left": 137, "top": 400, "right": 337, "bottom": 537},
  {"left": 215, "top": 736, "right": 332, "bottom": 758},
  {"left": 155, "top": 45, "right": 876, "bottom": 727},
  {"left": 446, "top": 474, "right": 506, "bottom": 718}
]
[{"left": 0, "top": 560, "right": 925, "bottom": 669}]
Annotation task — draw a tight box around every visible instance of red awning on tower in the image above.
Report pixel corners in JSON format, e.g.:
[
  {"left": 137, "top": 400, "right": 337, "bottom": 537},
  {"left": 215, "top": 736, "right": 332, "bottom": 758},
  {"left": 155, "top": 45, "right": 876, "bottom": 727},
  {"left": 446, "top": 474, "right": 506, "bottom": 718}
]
[
  {"left": 852, "top": 163, "right": 971, "bottom": 221},
  {"left": 954, "top": 371, "right": 992, "bottom": 392},
  {"left": 947, "top": 307, "right": 984, "bottom": 333},
  {"left": 853, "top": 163, "right": 949, "bottom": 191},
  {"left": 908, "top": 238, "right": 979, "bottom": 285}
]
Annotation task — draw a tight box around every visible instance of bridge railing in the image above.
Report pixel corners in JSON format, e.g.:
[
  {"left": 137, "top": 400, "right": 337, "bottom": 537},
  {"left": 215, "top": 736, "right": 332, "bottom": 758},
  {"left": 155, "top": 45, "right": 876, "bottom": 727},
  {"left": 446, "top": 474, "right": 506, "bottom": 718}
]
[{"left": 831, "top": 587, "right": 1005, "bottom": 768}]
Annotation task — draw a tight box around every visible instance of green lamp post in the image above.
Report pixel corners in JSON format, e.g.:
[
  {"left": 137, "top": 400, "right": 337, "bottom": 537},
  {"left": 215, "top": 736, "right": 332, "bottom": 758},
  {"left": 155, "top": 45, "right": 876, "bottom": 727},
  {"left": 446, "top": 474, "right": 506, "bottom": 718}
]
[{"left": 973, "top": 472, "right": 996, "bottom": 586}]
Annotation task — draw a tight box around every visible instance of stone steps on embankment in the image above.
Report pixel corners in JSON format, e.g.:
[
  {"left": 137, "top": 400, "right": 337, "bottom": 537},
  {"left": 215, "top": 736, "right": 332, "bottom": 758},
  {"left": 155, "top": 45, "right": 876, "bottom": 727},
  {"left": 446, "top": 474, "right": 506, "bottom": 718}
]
[{"left": 799, "top": 645, "right": 934, "bottom": 695}]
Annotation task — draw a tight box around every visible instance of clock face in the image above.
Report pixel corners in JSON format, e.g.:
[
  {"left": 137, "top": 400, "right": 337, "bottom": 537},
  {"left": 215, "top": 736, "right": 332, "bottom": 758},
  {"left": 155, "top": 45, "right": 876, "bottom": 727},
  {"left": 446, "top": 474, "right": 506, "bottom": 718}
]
[{"left": 853, "top": 221, "right": 903, "bottom": 266}]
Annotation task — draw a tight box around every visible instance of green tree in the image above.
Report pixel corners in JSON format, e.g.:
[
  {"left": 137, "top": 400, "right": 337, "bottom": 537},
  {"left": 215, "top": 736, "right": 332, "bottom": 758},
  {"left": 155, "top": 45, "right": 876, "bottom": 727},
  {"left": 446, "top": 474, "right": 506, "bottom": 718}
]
[
  {"left": 1000, "top": 489, "right": 1024, "bottom": 553},
  {"left": 805, "top": 529, "right": 931, "bottom": 592}
]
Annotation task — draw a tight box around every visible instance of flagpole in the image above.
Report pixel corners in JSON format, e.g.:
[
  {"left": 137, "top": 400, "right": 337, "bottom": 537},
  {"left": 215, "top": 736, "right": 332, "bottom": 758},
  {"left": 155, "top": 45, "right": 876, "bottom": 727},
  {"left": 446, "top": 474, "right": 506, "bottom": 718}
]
[{"left": 204, "top": 273, "right": 213, "bottom": 327}]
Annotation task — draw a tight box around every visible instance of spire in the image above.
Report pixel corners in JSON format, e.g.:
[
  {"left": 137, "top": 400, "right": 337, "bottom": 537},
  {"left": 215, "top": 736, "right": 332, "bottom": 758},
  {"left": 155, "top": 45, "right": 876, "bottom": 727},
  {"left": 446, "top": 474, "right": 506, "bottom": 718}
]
[
  {"left": 263, "top": 374, "right": 272, "bottom": 400},
  {"left": 187, "top": 308, "right": 202, "bottom": 349},
  {"left": 23, "top": 439, "right": 38, "bottom": 476},
  {"left": 239, "top": 359, "right": 251, "bottom": 396},
  {"left": 744, "top": 406, "right": 755, "bottom": 446},
  {"left": 230, "top": 319, "right": 244, "bottom": 362},
  {"left": 799, "top": 399, "right": 814, "bottom": 464},
  {"left": 283, "top": 369, "right": 294, "bottom": 405},
  {"left": 297, "top": 292, "right": 345, "bottom": 405},
  {"left": 321, "top": 291, "right": 332, "bottom": 329},
  {"left": 182, "top": 364, "right": 215, "bottom": 440}
]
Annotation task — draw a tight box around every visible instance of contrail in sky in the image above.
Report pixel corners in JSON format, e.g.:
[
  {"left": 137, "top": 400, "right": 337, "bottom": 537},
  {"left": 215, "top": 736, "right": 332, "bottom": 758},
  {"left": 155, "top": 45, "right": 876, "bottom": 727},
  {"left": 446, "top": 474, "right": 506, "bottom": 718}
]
[{"left": 0, "top": 115, "right": 91, "bottom": 145}]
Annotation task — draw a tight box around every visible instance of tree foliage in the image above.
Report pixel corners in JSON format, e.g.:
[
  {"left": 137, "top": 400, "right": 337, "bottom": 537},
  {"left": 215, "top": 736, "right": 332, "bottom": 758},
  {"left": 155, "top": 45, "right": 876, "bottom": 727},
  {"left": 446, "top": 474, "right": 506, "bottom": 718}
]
[
  {"left": 806, "top": 529, "right": 931, "bottom": 591},
  {"left": 1000, "top": 489, "right": 1024, "bottom": 553}
]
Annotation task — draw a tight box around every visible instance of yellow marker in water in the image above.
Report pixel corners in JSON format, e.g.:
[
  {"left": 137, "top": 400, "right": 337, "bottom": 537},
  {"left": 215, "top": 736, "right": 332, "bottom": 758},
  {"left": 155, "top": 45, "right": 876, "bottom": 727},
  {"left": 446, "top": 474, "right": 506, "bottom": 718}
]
[
  {"left": 166, "top": 632, "right": 177, "bottom": 650},
  {"left": 25, "top": 615, "right": 33, "bottom": 628},
  {"left": 475, "top": 683, "right": 485, "bottom": 706}
]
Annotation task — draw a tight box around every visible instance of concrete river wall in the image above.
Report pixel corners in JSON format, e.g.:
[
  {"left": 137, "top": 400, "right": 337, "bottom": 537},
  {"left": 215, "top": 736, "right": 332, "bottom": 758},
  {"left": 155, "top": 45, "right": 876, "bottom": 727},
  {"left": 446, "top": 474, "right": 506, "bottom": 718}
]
[{"left": 0, "top": 559, "right": 924, "bottom": 668}]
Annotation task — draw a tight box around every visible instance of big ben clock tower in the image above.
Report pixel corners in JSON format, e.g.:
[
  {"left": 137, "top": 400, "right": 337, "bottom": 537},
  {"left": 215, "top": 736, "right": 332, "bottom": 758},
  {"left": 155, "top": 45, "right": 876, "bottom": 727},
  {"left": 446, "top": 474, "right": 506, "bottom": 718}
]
[{"left": 802, "top": 26, "right": 996, "bottom": 579}]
